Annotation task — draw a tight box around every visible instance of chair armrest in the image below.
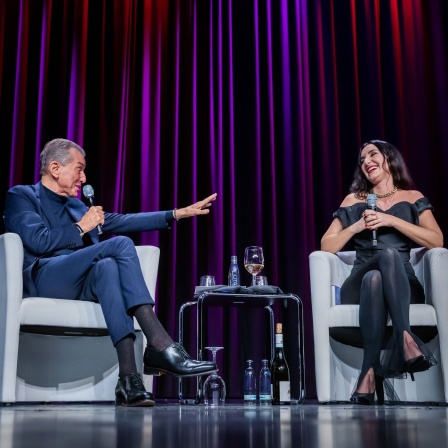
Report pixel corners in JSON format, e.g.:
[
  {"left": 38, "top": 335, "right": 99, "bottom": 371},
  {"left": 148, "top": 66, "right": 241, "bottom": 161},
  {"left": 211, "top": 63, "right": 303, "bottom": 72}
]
[
  {"left": 420, "top": 247, "right": 448, "bottom": 401},
  {"left": 420, "top": 247, "right": 448, "bottom": 308},
  {"left": 0, "top": 233, "right": 24, "bottom": 401},
  {"left": 309, "top": 251, "right": 353, "bottom": 309},
  {"left": 309, "top": 250, "right": 354, "bottom": 401},
  {"left": 135, "top": 245, "right": 160, "bottom": 384},
  {"left": 0, "top": 233, "right": 23, "bottom": 307},
  {"left": 0, "top": 232, "right": 24, "bottom": 325},
  {"left": 135, "top": 245, "right": 160, "bottom": 300}
]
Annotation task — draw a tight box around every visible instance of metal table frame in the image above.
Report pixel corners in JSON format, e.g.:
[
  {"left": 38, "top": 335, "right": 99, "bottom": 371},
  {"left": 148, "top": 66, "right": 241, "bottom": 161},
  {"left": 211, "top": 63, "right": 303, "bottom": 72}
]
[{"left": 178, "top": 291, "right": 305, "bottom": 404}]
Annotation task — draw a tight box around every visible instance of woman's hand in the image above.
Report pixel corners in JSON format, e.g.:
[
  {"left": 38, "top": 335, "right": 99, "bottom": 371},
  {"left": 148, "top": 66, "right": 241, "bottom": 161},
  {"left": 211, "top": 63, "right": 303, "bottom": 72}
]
[{"left": 362, "top": 210, "right": 395, "bottom": 231}]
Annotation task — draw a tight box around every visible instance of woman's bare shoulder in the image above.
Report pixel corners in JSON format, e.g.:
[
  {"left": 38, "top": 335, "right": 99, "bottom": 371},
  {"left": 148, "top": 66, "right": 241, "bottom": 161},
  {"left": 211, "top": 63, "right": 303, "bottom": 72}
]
[
  {"left": 340, "top": 193, "right": 365, "bottom": 207},
  {"left": 399, "top": 189, "right": 424, "bottom": 202}
]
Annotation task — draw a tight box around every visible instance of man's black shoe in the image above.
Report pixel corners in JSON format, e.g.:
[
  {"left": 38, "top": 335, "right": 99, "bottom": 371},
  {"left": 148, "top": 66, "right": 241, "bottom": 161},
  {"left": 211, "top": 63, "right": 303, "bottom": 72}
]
[
  {"left": 115, "top": 373, "right": 155, "bottom": 407},
  {"left": 144, "top": 342, "right": 217, "bottom": 377}
]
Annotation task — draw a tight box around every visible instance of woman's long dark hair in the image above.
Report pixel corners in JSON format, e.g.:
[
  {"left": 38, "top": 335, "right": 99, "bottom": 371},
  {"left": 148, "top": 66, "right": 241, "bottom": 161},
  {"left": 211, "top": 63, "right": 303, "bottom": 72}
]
[{"left": 350, "top": 140, "right": 415, "bottom": 199}]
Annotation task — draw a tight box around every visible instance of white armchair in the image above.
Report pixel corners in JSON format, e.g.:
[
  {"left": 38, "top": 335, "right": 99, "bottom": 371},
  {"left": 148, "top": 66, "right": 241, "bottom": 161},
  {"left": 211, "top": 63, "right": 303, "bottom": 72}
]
[
  {"left": 309, "top": 247, "right": 448, "bottom": 403},
  {"left": 0, "top": 232, "right": 160, "bottom": 404}
]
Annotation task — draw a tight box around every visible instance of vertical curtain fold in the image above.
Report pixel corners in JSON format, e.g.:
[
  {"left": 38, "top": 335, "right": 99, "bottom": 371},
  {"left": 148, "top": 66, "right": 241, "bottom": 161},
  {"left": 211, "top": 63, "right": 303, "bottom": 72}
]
[
  {"left": 253, "top": 0, "right": 263, "bottom": 243},
  {"left": 10, "top": 0, "right": 28, "bottom": 186},
  {"left": 67, "top": 0, "right": 88, "bottom": 144},
  {"left": 227, "top": 0, "right": 236, "bottom": 257},
  {"left": 35, "top": 0, "right": 52, "bottom": 180},
  {"left": 264, "top": 0, "right": 279, "bottom": 284},
  {"left": 114, "top": 0, "right": 134, "bottom": 210}
]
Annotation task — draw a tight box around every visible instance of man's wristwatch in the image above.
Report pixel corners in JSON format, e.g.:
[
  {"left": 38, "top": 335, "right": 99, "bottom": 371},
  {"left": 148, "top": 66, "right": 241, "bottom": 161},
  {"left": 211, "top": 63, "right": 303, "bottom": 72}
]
[{"left": 74, "top": 224, "right": 85, "bottom": 237}]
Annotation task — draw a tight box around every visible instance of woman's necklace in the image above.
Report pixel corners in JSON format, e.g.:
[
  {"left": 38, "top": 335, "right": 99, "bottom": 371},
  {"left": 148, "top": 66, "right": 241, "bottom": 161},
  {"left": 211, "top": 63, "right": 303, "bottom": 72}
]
[{"left": 372, "top": 186, "right": 397, "bottom": 198}]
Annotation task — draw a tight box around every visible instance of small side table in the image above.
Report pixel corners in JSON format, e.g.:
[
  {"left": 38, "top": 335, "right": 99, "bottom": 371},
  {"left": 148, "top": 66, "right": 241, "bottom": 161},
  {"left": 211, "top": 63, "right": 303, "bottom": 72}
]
[{"left": 178, "top": 291, "right": 305, "bottom": 404}]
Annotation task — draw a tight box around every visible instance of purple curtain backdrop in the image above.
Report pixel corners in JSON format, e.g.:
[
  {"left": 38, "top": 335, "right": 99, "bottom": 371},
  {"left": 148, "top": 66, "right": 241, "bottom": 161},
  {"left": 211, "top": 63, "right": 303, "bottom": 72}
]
[{"left": 1, "top": 0, "right": 448, "bottom": 400}]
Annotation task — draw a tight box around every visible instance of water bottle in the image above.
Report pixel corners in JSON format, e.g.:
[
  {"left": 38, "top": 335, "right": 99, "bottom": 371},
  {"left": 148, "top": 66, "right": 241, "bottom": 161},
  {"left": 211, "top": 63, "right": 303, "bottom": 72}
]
[
  {"left": 244, "top": 359, "right": 257, "bottom": 405},
  {"left": 228, "top": 255, "right": 240, "bottom": 286},
  {"left": 259, "top": 359, "right": 271, "bottom": 405}
]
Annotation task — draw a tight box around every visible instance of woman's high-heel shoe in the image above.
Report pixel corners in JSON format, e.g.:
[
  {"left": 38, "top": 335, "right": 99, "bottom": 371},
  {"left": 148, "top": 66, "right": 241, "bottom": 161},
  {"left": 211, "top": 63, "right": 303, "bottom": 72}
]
[
  {"left": 350, "top": 391, "right": 375, "bottom": 405},
  {"left": 350, "top": 375, "right": 384, "bottom": 405},
  {"left": 405, "top": 354, "right": 431, "bottom": 381}
]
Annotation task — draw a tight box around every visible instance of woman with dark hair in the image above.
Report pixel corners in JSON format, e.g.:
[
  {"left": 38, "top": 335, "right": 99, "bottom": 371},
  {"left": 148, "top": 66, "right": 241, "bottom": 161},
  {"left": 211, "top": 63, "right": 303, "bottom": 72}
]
[{"left": 321, "top": 140, "right": 443, "bottom": 405}]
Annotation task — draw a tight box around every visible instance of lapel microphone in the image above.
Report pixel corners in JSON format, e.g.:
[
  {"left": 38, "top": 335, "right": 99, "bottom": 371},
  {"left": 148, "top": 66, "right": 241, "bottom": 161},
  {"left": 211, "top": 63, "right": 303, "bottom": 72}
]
[{"left": 82, "top": 185, "right": 103, "bottom": 235}]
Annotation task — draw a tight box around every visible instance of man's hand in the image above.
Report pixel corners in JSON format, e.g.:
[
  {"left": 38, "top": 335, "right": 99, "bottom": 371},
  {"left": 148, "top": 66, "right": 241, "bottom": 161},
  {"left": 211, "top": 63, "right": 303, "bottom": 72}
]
[
  {"left": 77, "top": 206, "right": 105, "bottom": 232},
  {"left": 174, "top": 193, "right": 217, "bottom": 220}
]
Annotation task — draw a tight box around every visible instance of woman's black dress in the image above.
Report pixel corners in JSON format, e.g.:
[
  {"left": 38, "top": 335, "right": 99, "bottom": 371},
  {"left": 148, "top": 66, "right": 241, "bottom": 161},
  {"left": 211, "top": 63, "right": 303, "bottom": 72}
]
[{"left": 333, "top": 198, "right": 437, "bottom": 386}]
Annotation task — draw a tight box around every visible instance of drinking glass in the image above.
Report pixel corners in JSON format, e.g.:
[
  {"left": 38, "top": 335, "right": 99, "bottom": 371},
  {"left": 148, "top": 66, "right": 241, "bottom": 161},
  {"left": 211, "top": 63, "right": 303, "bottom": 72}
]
[
  {"left": 244, "top": 246, "right": 265, "bottom": 286},
  {"left": 202, "top": 347, "right": 226, "bottom": 406},
  {"left": 255, "top": 275, "right": 268, "bottom": 286},
  {"left": 200, "top": 275, "right": 216, "bottom": 286}
]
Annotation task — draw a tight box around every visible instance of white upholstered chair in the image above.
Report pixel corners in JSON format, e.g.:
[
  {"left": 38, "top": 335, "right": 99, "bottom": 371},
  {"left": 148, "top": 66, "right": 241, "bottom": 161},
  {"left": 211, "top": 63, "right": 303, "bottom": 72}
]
[
  {"left": 0, "top": 232, "right": 160, "bottom": 404},
  {"left": 309, "top": 247, "right": 448, "bottom": 403}
]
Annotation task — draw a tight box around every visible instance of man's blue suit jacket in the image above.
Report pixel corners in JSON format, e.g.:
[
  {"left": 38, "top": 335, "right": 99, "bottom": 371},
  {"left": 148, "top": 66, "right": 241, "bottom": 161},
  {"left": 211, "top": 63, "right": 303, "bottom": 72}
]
[{"left": 3, "top": 181, "right": 171, "bottom": 297}]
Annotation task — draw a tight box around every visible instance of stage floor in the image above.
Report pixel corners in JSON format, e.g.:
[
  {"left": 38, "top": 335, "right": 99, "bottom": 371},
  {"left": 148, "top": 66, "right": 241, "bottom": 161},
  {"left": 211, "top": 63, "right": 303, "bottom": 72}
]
[{"left": 1, "top": 400, "right": 447, "bottom": 447}]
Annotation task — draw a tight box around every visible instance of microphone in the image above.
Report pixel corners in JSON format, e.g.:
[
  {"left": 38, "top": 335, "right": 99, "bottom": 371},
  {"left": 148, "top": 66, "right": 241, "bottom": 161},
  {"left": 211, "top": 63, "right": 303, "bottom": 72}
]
[
  {"left": 82, "top": 185, "right": 103, "bottom": 235},
  {"left": 366, "top": 193, "right": 377, "bottom": 247}
]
